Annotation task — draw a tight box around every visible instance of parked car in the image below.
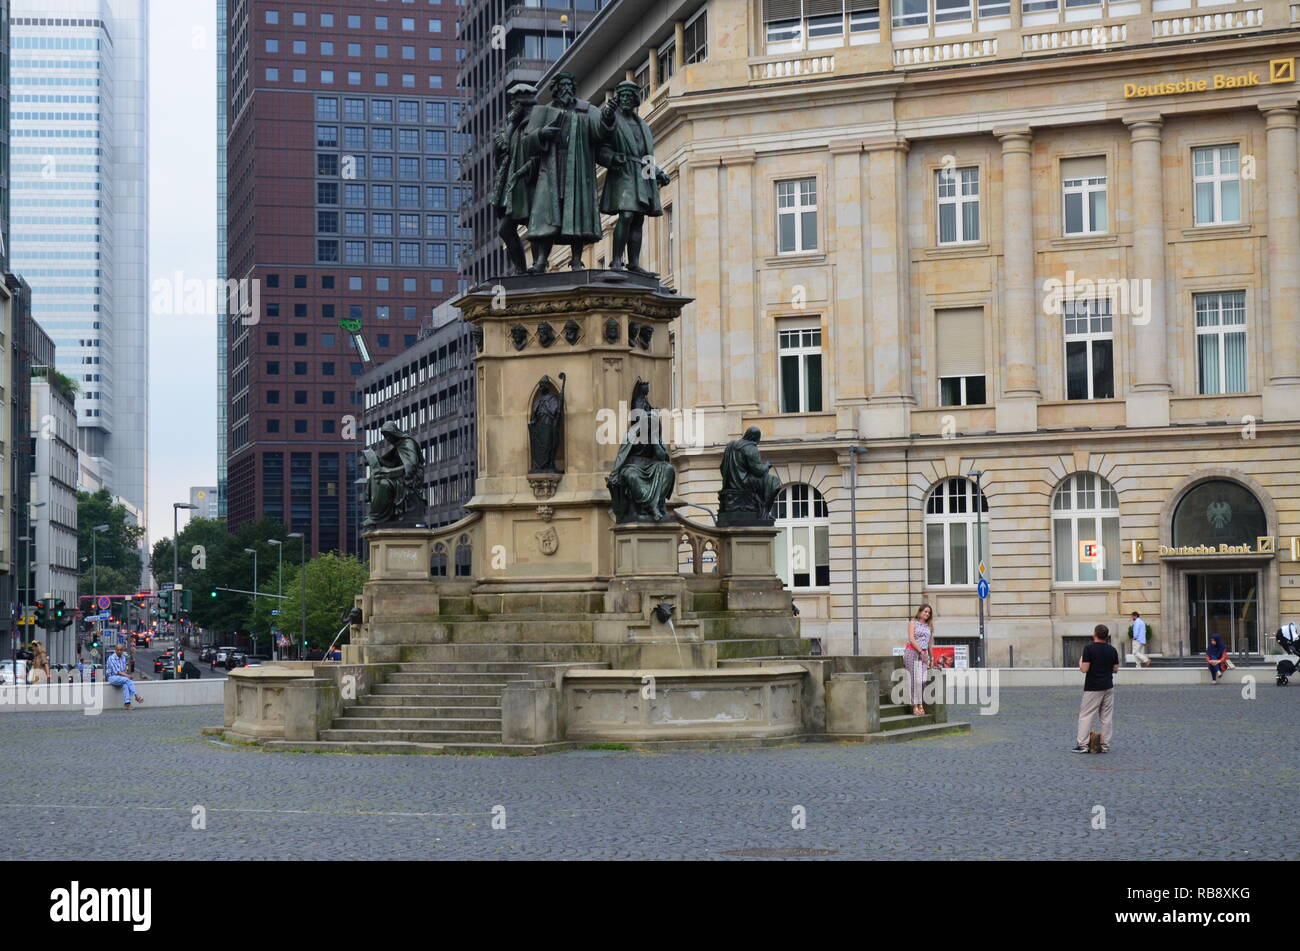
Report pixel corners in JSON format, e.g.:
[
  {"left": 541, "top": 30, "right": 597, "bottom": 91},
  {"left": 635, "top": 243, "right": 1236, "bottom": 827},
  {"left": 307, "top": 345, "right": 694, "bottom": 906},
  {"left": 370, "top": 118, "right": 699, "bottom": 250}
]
[
  {"left": 0, "top": 659, "right": 27, "bottom": 686},
  {"left": 224, "top": 651, "right": 248, "bottom": 670}
]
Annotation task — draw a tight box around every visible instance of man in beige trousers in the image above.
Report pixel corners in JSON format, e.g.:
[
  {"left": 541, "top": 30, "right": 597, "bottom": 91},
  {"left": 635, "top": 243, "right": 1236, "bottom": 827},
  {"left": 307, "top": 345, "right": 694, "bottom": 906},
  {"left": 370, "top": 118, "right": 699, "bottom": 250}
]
[{"left": 1072, "top": 625, "right": 1119, "bottom": 754}]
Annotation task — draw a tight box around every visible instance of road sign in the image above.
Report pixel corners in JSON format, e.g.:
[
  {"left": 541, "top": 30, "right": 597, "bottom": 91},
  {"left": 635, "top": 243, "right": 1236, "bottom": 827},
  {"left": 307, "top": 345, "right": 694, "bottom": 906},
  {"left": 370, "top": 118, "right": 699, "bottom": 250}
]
[
  {"left": 271, "top": 610, "right": 280, "bottom": 616},
  {"left": 96, "top": 612, "right": 111, "bottom": 621},
  {"left": 977, "top": 561, "right": 987, "bottom": 578},
  {"left": 18, "top": 615, "right": 34, "bottom": 626},
  {"left": 96, "top": 595, "right": 112, "bottom": 610},
  {"left": 977, "top": 578, "right": 990, "bottom": 600}
]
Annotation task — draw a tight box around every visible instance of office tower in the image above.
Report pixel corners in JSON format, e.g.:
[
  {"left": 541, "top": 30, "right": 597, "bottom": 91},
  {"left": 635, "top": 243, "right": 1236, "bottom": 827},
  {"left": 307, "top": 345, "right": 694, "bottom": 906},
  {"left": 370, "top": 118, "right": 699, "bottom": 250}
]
[
  {"left": 189, "top": 485, "right": 220, "bottom": 520},
  {"left": 217, "top": 0, "right": 229, "bottom": 519},
  {"left": 10, "top": 0, "right": 149, "bottom": 533},
  {"left": 457, "top": 0, "right": 603, "bottom": 285},
  {"left": 224, "top": 0, "right": 465, "bottom": 555}
]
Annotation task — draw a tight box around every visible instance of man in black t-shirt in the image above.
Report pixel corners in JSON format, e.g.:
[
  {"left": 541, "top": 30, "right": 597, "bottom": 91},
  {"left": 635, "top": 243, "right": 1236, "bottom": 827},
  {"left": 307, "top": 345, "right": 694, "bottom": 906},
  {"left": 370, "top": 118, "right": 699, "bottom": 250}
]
[{"left": 1072, "top": 624, "right": 1120, "bottom": 753}]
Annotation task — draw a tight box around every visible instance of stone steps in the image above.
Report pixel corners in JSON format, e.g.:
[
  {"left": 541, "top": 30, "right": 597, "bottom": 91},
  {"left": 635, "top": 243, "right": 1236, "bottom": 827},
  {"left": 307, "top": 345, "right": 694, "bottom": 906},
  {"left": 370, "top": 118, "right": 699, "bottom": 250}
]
[
  {"left": 393, "top": 661, "right": 540, "bottom": 673},
  {"left": 864, "top": 721, "right": 972, "bottom": 744},
  {"left": 879, "top": 713, "right": 938, "bottom": 730},
  {"left": 341, "top": 704, "right": 501, "bottom": 720},
  {"left": 332, "top": 715, "right": 503, "bottom": 731},
  {"left": 386, "top": 670, "right": 531, "bottom": 684},
  {"left": 320, "top": 727, "right": 504, "bottom": 744},
  {"left": 400, "top": 643, "right": 610, "bottom": 663},
  {"left": 372, "top": 682, "right": 506, "bottom": 697},
  {"left": 365, "top": 691, "right": 502, "bottom": 707}
]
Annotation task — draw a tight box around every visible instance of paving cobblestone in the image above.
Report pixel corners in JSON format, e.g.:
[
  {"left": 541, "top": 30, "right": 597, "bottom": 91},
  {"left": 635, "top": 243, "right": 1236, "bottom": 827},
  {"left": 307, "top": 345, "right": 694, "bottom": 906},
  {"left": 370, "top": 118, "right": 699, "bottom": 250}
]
[{"left": 1, "top": 684, "right": 1293, "bottom": 860}]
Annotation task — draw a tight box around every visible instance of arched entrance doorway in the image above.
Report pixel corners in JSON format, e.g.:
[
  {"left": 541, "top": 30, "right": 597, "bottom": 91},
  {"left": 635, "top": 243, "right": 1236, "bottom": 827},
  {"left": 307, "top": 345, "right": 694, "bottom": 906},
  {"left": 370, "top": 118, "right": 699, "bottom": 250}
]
[{"left": 1165, "top": 478, "right": 1273, "bottom": 656}]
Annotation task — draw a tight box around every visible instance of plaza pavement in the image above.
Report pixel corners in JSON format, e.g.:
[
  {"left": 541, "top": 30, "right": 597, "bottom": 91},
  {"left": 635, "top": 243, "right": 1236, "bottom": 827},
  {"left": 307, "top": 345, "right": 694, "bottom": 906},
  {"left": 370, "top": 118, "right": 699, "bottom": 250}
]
[{"left": 0, "top": 684, "right": 1292, "bottom": 860}]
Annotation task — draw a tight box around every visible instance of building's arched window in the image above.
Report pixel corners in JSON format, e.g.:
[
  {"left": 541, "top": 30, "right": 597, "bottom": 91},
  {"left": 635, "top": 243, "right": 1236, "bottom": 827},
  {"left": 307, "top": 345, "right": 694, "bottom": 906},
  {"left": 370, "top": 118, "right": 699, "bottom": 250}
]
[
  {"left": 1172, "top": 479, "right": 1267, "bottom": 547},
  {"left": 924, "top": 477, "right": 988, "bottom": 586},
  {"left": 774, "top": 484, "right": 829, "bottom": 588},
  {"left": 1052, "top": 473, "right": 1119, "bottom": 583}
]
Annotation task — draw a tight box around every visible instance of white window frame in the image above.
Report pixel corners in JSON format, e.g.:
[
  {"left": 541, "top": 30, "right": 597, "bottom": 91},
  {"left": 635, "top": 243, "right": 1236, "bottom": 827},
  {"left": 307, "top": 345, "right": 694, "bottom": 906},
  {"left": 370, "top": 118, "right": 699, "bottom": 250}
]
[
  {"left": 774, "top": 484, "right": 830, "bottom": 590},
  {"left": 1194, "top": 290, "right": 1248, "bottom": 395},
  {"left": 776, "top": 177, "right": 818, "bottom": 254},
  {"left": 936, "top": 166, "right": 980, "bottom": 245},
  {"left": 938, "top": 374, "right": 985, "bottom": 407},
  {"left": 777, "top": 324, "right": 823, "bottom": 413},
  {"left": 1051, "top": 473, "right": 1119, "bottom": 584},
  {"left": 1063, "top": 297, "right": 1114, "bottom": 400},
  {"left": 924, "top": 478, "right": 988, "bottom": 587},
  {"left": 1062, "top": 170, "right": 1107, "bottom": 236},
  {"left": 1192, "top": 144, "right": 1241, "bottom": 227}
]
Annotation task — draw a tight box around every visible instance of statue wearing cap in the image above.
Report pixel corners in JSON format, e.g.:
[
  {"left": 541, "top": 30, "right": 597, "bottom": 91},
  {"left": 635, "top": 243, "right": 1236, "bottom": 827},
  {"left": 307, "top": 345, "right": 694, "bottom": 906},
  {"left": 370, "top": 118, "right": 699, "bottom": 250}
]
[
  {"left": 598, "top": 80, "right": 670, "bottom": 276},
  {"left": 363, "top": 422, "right": 426, "bottom": 527},
  {"left": 491, "top": 83, "right": 538, "bottom": 276},
  {"left": 522, "top": 72, "right": 603, "bottom": 273}
]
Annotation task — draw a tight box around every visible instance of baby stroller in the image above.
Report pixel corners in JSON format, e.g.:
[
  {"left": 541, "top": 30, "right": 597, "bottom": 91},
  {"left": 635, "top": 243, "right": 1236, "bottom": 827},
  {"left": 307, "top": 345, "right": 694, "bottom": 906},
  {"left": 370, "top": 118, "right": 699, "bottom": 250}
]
[{"left": 1276, "top": 623, "right": 1300, "bottom": 685}]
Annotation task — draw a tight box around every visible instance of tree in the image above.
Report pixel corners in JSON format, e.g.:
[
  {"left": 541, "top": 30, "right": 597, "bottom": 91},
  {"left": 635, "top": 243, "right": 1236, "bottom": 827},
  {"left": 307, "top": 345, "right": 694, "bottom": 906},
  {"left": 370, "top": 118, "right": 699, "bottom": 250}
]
[
  {"left": 276, "top": 553, "right": 368, "bottom": 650},
  {"left": 78, "top": 489, "right": 147, "bottom": 597}
]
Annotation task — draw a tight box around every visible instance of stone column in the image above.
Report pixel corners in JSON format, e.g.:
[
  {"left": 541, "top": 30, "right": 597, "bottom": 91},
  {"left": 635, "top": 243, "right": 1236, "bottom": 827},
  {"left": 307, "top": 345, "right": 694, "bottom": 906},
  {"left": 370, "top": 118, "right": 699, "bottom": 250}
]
[
  {"left": 994, "top": 127, "right": 1039, "bottom": 433},
  {"left": 674, "top": 21, "right": 686, "bottom": 71},
  {"left": 862, "top": 137, "right": 913, "bottom": 438},
  {"left": 722, "top": 151, "right": 758, "bottom": 417},
  {"left": 1261, "top": 101, "right": 1300, "bottom": 421},
  {"left": 879, "top": 0, "right": 892, "bottom": 45},
  {"left": 648, "top": 48, "right": 660, "bottom": 92},
  {"left": 830, "top": 139, "right": 869, "bottom": 437},
  {"left": 1124, "top": 116, "right": 1171, "bottom": 427}
]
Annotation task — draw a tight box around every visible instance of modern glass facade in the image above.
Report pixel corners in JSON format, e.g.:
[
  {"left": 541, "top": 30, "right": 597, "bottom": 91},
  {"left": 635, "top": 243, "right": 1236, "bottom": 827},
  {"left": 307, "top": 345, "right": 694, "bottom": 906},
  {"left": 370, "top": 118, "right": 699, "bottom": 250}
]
[{"left": 10, "top": 0, "right": 149, "bottom": 538}]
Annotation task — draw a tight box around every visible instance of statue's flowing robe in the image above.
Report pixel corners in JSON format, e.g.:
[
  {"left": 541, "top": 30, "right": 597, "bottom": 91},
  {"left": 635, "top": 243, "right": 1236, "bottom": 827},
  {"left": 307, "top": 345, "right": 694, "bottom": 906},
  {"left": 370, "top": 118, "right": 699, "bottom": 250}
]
[
  {"left": 597, "top": 109, "right": 663, "bottom": 217},
  {"left": 607, "top": 414, "right": 675, "bottom": 523},
  {"left": 528, "top": 391, "right": 564, "bottom": 473},
  {"left": 490, "top": 112, "right": 533, "bottom": 222},
  {"left": 523, "top": 99, "right": 602, "bottom": 242},
  {"left": 367, "top": 437, "right": 424, "bottom": 523},
  {"left": 719, "top": 437, "right": 781, "bottom": 516}
]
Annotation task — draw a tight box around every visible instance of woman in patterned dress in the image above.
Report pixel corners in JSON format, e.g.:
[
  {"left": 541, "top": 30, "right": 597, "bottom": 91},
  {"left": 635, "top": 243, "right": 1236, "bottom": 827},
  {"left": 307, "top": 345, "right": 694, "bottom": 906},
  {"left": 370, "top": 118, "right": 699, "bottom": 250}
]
[{"left": 905, "top": 605, "right": 934, "bottom": 716}]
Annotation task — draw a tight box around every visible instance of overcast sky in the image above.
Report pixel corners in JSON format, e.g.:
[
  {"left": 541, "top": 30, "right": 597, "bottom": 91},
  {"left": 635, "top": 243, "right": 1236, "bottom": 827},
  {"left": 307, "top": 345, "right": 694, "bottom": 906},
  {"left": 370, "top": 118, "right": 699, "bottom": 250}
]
[{"left": 146, "top": 0, "right": 218, "bottom": 547}]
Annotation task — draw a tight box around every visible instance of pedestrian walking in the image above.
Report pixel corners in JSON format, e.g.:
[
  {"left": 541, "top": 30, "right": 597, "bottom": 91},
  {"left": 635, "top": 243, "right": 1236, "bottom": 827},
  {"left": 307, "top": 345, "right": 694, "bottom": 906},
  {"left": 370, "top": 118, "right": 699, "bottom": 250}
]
[
  {"left": 1206, "top": 634, "right": 1228, "bottom": 683},
  {"left": 1072, "top": 624, "right": 1119, "bottom": 754},
  {"left": 1129, "top": 611, "right": 1151, "bottom": 667},
  {"left": 905, "top": 604, "right": 934, "bottom": 716},
  {"left": 105, "top": 643, "right": 144, "bottom": 710},
  {"left": 27, "top": 642, "right": 51, "bottom": 685}
]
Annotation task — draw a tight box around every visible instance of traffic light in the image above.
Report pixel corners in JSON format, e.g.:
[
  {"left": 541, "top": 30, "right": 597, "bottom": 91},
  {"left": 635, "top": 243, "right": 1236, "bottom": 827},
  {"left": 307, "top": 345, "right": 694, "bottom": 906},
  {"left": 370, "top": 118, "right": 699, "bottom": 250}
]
[
  {"left": 180, "top": 589, "right": 193, "bottom": 612},
  {"left": 209, "top": 588, "right": 218, "bottom": 600},
  {"left": 52, "top": 599, "right": 70, "bottom": 630},
  {"left": 34, "top": 599, "right": 48, "bottom": 630}
]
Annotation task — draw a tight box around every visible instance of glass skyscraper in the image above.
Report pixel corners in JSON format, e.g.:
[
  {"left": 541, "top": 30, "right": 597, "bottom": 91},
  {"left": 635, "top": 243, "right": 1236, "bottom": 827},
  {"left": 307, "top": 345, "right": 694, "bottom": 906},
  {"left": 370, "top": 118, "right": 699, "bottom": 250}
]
[{"left": 10, "top": 0, "right": 149, "bottom": 528}]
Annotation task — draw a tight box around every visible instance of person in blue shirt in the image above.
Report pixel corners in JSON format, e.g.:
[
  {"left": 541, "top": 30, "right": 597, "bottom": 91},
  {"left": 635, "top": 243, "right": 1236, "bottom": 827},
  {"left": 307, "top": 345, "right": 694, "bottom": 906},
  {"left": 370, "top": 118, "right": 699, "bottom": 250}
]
[
  {"left": 105, "top": 643, "right": 144, "bottom": 709},
  {"left": 1130, "top": 611, "right": 1151, "bottom": 667}
]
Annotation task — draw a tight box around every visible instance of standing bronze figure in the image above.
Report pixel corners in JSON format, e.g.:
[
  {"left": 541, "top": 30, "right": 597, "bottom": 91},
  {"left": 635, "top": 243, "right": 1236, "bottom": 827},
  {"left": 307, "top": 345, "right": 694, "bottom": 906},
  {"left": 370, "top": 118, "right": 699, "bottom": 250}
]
[
  {"left": 491, "top": 83, "right": 538, "bottom": 276},
  {"left": 523, "top": 73, "right": 603, "bottom": 273},
  {"left": 598, "top": 81, "right": 670, "bottom": 275},
  {"left": 363, "top": 422, "right": 426, "bottom": 527},
  {"left": 606, "top": 380, "right": 676, "bottom": 523},
  {"left": 528, "top": 374, "right": 566, "bottom": 474},
  {"left": 718, "top": 427, "right": 782, "bottom": 526}
]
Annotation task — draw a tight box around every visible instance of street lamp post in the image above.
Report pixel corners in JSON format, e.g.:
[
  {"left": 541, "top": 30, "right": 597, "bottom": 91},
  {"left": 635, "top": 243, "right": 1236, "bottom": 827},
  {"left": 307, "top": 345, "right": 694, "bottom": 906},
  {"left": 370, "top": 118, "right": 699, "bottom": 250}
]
[
  {"left": 268, "top": 539, "right": 283, "bottom": 660},
  {"left": 243, "top": 548, "right": 258, "bottom": 655},
  {"left": 91, "top": 523, "right": 109, "bottom": 662},
  {"left": 173, "top": 502, "right": 198, "bottom": 652},
  {"left": 288, "top": 533, "right": 305, "bottom": 659},
  {"left": 968, "top": 470, "right": 986, "bottom": 669}
]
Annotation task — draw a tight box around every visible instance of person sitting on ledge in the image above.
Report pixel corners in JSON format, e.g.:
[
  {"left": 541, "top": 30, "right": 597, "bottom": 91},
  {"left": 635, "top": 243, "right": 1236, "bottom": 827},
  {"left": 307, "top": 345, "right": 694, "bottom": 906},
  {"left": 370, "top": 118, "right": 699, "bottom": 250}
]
[{"left": 106, "top": 643, "right": 143, "bottom": 710}]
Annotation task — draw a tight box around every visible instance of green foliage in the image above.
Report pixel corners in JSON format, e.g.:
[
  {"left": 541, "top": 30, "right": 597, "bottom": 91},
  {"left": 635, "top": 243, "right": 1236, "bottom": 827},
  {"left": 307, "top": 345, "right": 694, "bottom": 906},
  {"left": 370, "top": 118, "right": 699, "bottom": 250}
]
[
  {"left": 77, "top": 489, "right": 147, "bottom": 598},
  {"left": 275, "top": 553, "right": 368, "bottom": 649}
]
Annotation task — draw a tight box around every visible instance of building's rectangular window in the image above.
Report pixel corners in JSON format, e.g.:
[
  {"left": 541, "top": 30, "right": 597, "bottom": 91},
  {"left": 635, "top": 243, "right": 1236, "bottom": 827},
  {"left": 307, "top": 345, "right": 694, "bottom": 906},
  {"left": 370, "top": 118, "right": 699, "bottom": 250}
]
[
  {"left": 937, "top": 166, "right": 980, "bottom": 245},
  {"left": 317, "top": 211, "right": 338, "bottom": 233},
  {"left": 344, "top": 212, "right": 366, "bottom": 235},
  {"left": 372, "top": 127, "right": 394, "bottom": 151},
  {"left": 1063, "top": 298, "right": 1114, "bottom": 400},
  {"left": 1061, "top": 155, "right": 1107, "bottom": 236},
  {"left": 1195, "top": 291, "right": 1247, "bottom": 394},
  {"left": 343, "top": 183, "right": 365, "bottom": 207},
  {"left": 894, "top": 0, "right": 929, "bottom": 27},
  {"left": 778, "top": 324, "right": 823, "bottom": 413},
  {"left": 399, "top": 128, "right": 420, "bottom": 151},
  {"left": 317, "top": 153, "right": 338, "bottom": 176},
  {"left": 849, "top": 0, "right": 882, "bottom": 31},
  {"left": 344, "top": 127, "right": 366, "bottom": 151},
  {"left": 1022, "top": 0, "right": 1058, "bottom": 11},
  {"left": 776, "top": 177, "right": 817, "bottom": 254},
  {"left": 936, "top": 308, "right": 986, "bottom": 406},
  {"left": 373, "top": 213, "right": 393, "bottom": 235},
  {"left": 373, "top": 241, "right": 394, "bottom": 264},
  {"left": 935, "top": 0, "right": 973, "bottom": 21},
  {"left": 316, "top": 125, "right": 338, "bottom": 148},
  {"left": 317, "top": 182, "right": 339, "bottom": 205},
  {"left": 317, "top": 239, "right": 339, "bottom": 263},
  {"left": 1193, "top": 144, "right": 1241, "bottom": 226},
  {"left": 399, "top": 214, "right": 420, "bottom": 236},
  {"left": 344, "top": 241, "right": 366, "bottom": 263},
  {"left": 344, "top": 98, "right": 365, "bottom": 121}
]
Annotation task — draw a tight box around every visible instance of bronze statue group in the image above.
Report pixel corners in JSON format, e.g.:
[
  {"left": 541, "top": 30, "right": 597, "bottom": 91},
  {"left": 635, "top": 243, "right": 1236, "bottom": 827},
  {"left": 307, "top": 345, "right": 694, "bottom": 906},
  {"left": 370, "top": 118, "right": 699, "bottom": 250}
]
[{"left": 491, "top": 73, "right": 671, "bottom": 277}]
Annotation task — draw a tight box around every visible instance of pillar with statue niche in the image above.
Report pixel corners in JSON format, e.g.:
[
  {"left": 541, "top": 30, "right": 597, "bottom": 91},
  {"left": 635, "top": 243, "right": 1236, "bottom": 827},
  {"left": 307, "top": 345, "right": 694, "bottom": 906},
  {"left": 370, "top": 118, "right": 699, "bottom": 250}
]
[{"left": 455, "top": 272, "right": 692, "bottom": 611}]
